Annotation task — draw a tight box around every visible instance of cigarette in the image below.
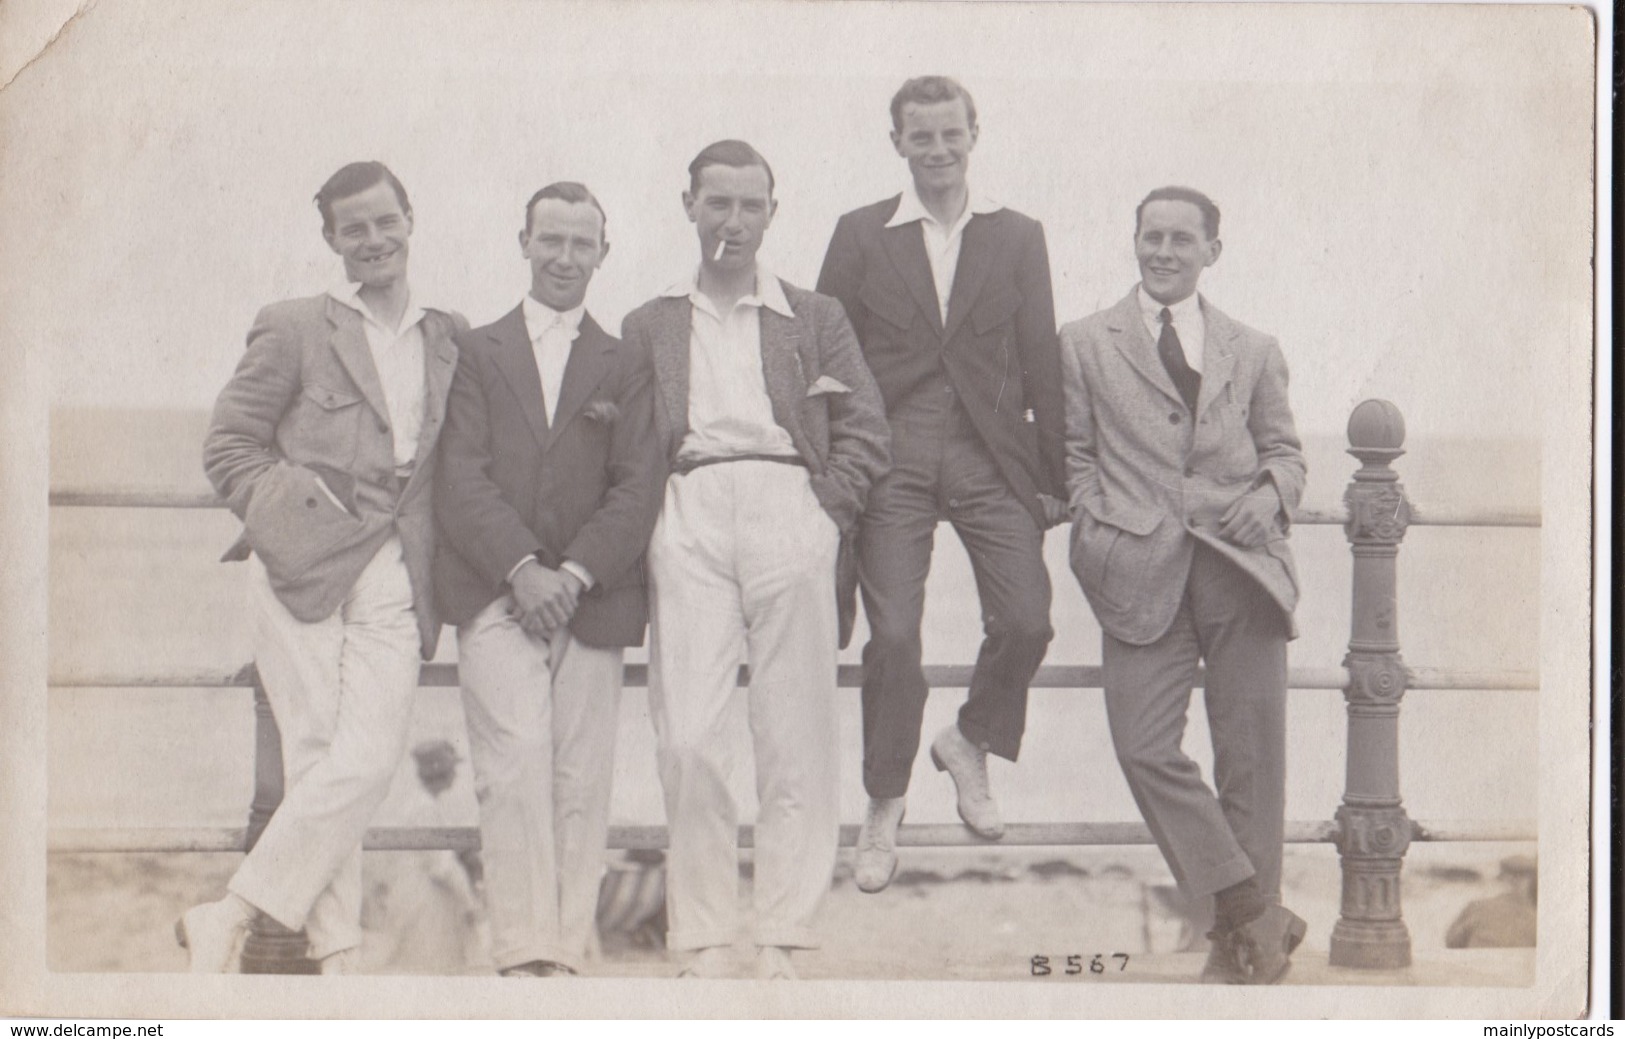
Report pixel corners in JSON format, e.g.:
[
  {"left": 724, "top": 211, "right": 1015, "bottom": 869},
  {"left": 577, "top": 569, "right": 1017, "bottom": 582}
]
[{"left": 713, "top": 239, "right": 728, "bottom": 262}]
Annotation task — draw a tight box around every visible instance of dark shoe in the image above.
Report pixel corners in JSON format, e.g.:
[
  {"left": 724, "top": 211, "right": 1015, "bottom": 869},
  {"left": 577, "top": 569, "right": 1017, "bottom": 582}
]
[
  {"left": 929, "top": 725, "right": 1004, "bottom": 839},
  {"left": 500, "top": 959, "right": 577, "bottom": 977},
  {"left": 1199, "top": 929, "right": 1247, "bottom": 984},
  {"left": 1233, "top": 905, "right": 1307, "bottom": 985}
]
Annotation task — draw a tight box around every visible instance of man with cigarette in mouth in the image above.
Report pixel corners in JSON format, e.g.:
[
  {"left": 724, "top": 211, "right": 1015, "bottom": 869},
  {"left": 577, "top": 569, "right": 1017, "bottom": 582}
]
[
  {"left": 189, "top": 161, "right": 463, "bottom": 972},
  {"left": 816, "top": 76, "right": 1068, "bottom": 892},
  {"left": 433, "top": 181, "right": 663, "bottom": 977},
  {"left": 621, "top": 140, "right": 889, "bottom": 979},
  {"left": 1059, "top": 186, "right": 1307, "bottom": 983}
]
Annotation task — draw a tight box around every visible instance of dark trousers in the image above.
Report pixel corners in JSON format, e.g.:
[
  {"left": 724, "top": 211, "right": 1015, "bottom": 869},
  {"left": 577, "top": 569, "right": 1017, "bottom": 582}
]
[
  {"left": 858, "top": 383, "right": 1053, "bottom": 799},
  {"left": 1102, "top": 540, "right": 1291, "bottom": 901}
]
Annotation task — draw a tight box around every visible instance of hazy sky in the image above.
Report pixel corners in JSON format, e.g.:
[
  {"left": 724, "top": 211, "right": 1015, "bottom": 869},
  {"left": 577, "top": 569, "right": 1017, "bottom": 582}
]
[{"left": 2, "top": 0, "right": 1594, "bottom": 441}]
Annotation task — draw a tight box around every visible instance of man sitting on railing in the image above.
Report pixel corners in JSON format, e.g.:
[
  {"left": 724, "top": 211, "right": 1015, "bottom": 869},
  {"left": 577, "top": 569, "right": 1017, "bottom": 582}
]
[
  {"left": 182, "top": 161, "right": 465, "bottom": 974},
  {"left": 1059, "top": 186, "right": 1308, "bottom": 985}
]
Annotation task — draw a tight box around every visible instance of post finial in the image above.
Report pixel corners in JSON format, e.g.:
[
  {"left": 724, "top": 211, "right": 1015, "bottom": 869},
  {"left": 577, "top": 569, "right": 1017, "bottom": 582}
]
[{"left": 1347, "top": 399, "right": 1406, "bottom": 453}]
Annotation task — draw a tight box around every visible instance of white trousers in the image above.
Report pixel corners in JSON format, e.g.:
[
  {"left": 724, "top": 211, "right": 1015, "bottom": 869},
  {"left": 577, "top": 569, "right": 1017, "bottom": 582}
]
[
  {"left": 647, "top": 461, "right": 841, "bottom": 951},
  {"left": 230, "top": 535, "right": 421, "bottom": 960},
  {"left": 457, "top": 597, "right": 624, "bottom": 972}
]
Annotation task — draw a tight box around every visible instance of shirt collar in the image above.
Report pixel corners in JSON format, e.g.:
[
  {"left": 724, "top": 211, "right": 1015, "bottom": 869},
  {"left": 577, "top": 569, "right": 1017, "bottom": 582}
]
[
  {"left": 884, "top": 182, "right": 1001, "bottom": 229},
  {"left": 328, "top": 282, "right": 426, "bottom": 335},
  {"left": 521, "top": 294, "right": 586, "bottom": 340},
  {"left": 660, "top": 265, "right": 795, "bottom": 318},
  {"left": 1138, "top": 285, "right": 1203, "bottom": 327}
]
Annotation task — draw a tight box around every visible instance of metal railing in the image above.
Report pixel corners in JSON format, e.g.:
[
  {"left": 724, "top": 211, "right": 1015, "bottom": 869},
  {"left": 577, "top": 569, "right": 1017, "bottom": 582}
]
[{"left": 46, "top": 399, "right": 1539, "bottom": 973}]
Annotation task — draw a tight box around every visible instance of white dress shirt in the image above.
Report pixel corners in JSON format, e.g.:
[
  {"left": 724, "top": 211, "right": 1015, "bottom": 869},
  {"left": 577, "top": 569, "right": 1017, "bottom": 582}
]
[
  {"left": 521, "top": 294, "right": 586, "bottom": 426},
  {"left": 660, "top": 267, "right": 798, "bottom": 463},
  {"left": 505, "top": 295, "right": 594, "bottom": 591},
  {"left": 328, "top": 283, "right": 427, "bottom": 472},
  {"left": 885, "top": 183, "right": 1003, "bottom": 323},
  {"left": 1138, "top": 285, "right": 1206, "bottom": 375}
]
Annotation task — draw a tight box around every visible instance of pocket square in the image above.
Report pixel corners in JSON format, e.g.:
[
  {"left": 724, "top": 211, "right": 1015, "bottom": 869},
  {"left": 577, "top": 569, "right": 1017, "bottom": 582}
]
[
  {"left": 584, "top": 400, "right": 620, "bottom": 423},
  {"left": 806, "top": 375, "right": 852, "bottom": 397}
]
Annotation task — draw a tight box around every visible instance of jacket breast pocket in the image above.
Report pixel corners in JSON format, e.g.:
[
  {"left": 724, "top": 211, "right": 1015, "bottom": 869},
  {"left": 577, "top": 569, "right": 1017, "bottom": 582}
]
[
  {"left": 858, "top": 282, "right": 917, "bottom": 333},
  {"left": 285, "top": 383, "right": 365, "bottom": 468}
]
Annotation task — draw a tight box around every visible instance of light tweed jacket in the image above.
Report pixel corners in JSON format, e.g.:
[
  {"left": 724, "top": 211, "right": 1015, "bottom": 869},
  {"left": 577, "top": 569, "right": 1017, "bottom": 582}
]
[
  {"left": 204, "top": 295, "right": 463, "bottom": 658},
  {"left": 620, "top": 278, "right": 891, "bottom": 534},
  {"left": 1060, "top": 288, "right": 1306, "bottom": 646}
]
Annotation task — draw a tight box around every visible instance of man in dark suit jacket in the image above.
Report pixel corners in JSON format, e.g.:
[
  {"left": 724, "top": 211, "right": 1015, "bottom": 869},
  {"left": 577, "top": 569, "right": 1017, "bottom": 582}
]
[
  {"left": 1061, "top": 186, "right": 1308, "bottom": 984},
  {"left": 817, "top": 76, "right": 1068, "bottom": 892},
  {"left": 434, "top": 182, "right": 663, "bottom": 977},
  {"left": 187, "top": 162, "right": 462, "bottom": 973}
]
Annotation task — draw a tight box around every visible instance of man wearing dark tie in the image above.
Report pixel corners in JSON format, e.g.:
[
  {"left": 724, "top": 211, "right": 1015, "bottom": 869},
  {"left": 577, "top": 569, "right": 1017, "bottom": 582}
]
[
  {"left": 434, "top": 182, "right": 663, "bottom": 977},
  {"left": 817, "top": 76, "right": 1067, "bottom": 893},
  {"left": 1059, "top": 186, "right": 1308, "bottom": 984}
]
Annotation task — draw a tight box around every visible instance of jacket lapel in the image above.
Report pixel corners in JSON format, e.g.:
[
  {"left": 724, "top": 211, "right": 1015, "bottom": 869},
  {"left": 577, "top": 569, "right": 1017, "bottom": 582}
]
[
  {"left": 488, "top": 305, "right": 549, "bottom": 448},
  {"left": 413, "top": 311, "right": 459, "bottom": 465},
  {"left": 647, "top": 297, "right": 691, "bottom": 451},
  {"left": 758, "top": 291, "right": 811, "bottom": 460},
  {"left": 1105, "top": 289, "right": 1186, "bottom": 408},
  {"left": 324, "top": 297, "right": 391, "bottom": 423},
  {"left": 544, "top": 312, "right": 616, "bottom": 453},
  {"left": 880, "top": 210, "right": 944, "bottom": 336},
  {"left": 1194, "top": 297, "right": 1238, "bottom": 420},
  {"left": 941, "top": 214, "right": 994, "bottom": 344}
]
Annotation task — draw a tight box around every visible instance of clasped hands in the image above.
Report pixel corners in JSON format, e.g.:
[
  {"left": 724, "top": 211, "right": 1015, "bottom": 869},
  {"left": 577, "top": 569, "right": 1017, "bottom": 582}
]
[{"left": 509, "top": 559, "right": 584, "bottom": 641}]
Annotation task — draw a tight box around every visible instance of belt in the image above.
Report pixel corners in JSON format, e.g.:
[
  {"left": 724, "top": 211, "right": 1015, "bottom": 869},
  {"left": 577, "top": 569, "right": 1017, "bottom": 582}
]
[{"left": 672, "top": 453, "right": 806, "bottom": 476}]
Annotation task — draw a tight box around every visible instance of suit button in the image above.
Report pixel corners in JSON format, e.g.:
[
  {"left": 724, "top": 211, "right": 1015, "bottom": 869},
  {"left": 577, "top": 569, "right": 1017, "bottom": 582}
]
[
  {"left": 1168, "top": 412, "right": 1181, "bottom": 424},
  {"left": 948, "top": 498, "right": 960, "bottom": 509},
  {"left": 1183, "top": 467, "right": 1195, "bottom": 478},
  {"left": 376, "top": 419, "right": 389, "bottom": 433},
  {"left": 305, "top": 498, "right": 318, "bottom": 508}
]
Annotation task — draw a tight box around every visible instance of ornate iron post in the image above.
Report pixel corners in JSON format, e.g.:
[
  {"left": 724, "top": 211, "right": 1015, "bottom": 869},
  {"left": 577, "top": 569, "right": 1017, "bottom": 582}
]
[
  {"left": 238, "top": 672, "right": 319, "bottom": 974},
  {"left": 1329, "top": 399, "right": 1413, "bottom": 968}
]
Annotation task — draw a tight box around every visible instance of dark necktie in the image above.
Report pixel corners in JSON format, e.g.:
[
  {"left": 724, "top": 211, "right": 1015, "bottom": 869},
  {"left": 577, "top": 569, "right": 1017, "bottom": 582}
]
[{"left": 1156, "top": 307, "right": 1201, "bottom": 412}]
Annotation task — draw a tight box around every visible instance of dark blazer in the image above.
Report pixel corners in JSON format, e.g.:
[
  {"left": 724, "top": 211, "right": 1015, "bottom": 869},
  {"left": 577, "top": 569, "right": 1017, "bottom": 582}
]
[
  {"left": 433, "top": 305, "right": 664, "bottom": 648},
  {"left": 816, "top": 197, "right": 1065, "bottom": 527},
  {"left": 1060, "top": 289, "right": 1307, "bottom": 645},
  {"left": 204, "top": 294, "right": 462, "bottom": 659}
]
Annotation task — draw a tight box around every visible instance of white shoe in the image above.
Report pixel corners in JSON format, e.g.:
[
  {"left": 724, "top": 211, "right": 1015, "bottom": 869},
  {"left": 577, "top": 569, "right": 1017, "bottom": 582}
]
[
  {"left": 853, "top": 797, "right": 906, "bottom": 893},
  {"left": 319, "top": 947, "right": 363, "bottom": 975},
  {"left": 755, "top": 946, "right": 797, "bottom": 980},
  {"left": 175, "top": 898, "right": 251, "bottom": 973},
  {"left": 677, "top": 945, "right": 734, "bottom": 979},
  {"left": 930, "top": 724, "right": 1005, "bottom": 839}
]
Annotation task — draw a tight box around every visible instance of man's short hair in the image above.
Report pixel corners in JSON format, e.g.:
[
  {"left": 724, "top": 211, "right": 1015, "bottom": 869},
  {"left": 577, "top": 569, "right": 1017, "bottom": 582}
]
[
  {"left": 687, "top": 140, "right": 775, "bottom": 197},
  {"left": 315, "top": 161, "right": 411, "bottom": 237},
  {"left": 1135, "top": 186, "right": 1222, "bottom": 240},
  {"left": 889, "top": 76, "right": 978, "bottom": 133},
  {"left": 523, "top": 181, "right": 608, "bottom": 241}
]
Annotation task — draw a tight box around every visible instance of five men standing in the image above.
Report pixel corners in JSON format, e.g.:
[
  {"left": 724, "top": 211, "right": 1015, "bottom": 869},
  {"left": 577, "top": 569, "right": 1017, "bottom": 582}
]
[
  {"left": 817, "top": 76, "right": 1068, "bottom": 891},
  {"left": 193, "top": 81, "right": 1306, "bottom": 986}
]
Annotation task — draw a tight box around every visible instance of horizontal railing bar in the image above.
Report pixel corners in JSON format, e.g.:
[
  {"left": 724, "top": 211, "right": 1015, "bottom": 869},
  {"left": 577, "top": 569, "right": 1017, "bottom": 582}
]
[
  {"left": 46, "top": 817, "right": 1536, "bottom": 854},
  {"left": 49, "top": 489, "right": 1540, "bottom": 528},
  {"left": 46, "top": 663, "right": 1539, "bottom": 692}
]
